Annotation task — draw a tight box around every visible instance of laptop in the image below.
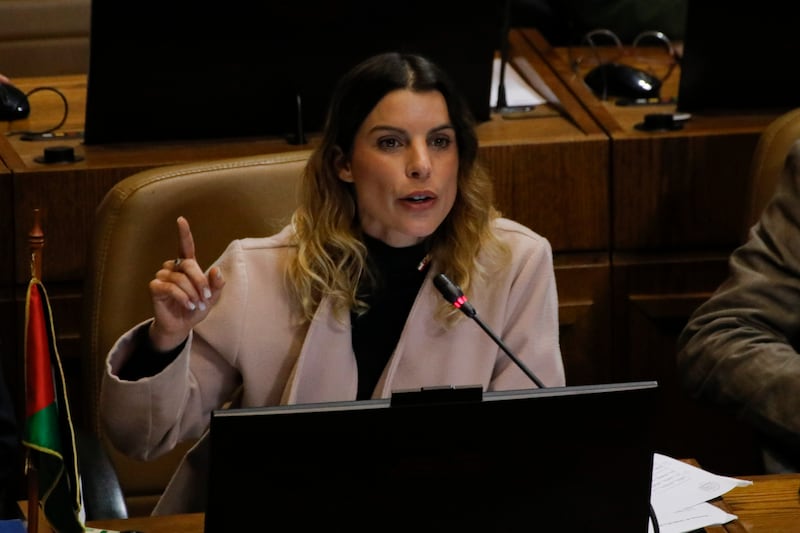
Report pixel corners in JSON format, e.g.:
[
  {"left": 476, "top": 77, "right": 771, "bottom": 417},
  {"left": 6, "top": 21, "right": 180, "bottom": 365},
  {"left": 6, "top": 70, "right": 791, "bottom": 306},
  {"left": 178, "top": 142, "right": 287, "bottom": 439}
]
[
  {"left": 84, "top": 1, "right": 503, "bottom": 145},
  {"left": 677, "top": 1, "right": 800, "bottom": 114},
  {"left": 205, "top": 381, "right": 658, "bottom": 532}
]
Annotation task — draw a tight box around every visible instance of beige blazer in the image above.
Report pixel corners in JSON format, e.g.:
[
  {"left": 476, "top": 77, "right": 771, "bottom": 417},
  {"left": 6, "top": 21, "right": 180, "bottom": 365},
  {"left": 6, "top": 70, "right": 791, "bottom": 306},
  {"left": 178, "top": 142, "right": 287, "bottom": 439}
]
[{"left": 100, "top": 218, "right": 565, "bottom": 514}]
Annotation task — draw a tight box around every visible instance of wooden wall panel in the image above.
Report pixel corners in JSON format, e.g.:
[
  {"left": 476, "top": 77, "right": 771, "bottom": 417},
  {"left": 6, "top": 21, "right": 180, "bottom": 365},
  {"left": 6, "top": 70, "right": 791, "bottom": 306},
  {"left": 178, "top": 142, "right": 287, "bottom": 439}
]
[
  {"left": 554, "top": 254, "right": 613, "bottom": 386},
  {"left": 612, "top": 253, "right": 764, "bottom": 476},
  {"left": 612, "top": 134, "right": 759, "bottom": 250},
  {"left": 482, "top": 139, "right": 609, "bottom": 252}
]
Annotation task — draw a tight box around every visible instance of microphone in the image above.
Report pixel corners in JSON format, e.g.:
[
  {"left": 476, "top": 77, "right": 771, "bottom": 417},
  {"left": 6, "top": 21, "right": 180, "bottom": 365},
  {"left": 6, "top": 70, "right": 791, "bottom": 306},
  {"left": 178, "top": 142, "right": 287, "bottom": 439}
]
[{"left": 433, "top": 273, "right": 546, "bottom": 389}]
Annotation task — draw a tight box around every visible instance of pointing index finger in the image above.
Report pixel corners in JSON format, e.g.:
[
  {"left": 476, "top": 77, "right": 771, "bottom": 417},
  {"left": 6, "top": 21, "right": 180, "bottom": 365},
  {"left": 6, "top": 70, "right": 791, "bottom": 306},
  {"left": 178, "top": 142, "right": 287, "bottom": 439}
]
[{"left": 176, "top": 216, "right": 196, "bottom": 260}]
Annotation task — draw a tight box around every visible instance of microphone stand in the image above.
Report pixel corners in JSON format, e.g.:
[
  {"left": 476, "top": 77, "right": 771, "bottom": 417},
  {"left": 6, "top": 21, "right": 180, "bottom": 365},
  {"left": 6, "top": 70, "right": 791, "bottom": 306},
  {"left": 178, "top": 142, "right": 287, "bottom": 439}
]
[
  {"left": 469, "top": 313, "right": 546, "bottom": 389},
  {"left": 286, "top": 92, "right": 306, "bottom": 145},
  {"left": 495, "top": 0, "right": 513, "bottom": 113}
]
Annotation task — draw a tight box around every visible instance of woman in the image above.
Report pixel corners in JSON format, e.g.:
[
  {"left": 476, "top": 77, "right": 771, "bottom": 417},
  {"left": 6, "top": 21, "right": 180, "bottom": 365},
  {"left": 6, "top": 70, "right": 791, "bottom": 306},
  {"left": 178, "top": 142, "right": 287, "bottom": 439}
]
[{"left": 100, "top": 52, "right": 565, "bottom": 514}]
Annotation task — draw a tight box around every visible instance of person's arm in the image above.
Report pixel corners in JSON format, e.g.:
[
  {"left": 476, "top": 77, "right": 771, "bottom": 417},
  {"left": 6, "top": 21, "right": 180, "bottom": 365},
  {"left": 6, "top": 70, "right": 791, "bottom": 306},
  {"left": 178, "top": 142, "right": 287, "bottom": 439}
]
[
  {"left": 677, "top": 142, "right": 800, "bottom": 447},
  {"left": 101, "top": 229, "right": 278, "bottom": 464}
]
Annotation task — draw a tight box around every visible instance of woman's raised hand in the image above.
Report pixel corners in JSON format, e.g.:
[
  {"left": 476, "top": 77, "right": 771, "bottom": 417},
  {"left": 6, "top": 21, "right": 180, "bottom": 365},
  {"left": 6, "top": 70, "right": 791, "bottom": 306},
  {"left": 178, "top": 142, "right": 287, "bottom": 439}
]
[{"left": 147, "top": 216, "right": 226, "bottom": 352}]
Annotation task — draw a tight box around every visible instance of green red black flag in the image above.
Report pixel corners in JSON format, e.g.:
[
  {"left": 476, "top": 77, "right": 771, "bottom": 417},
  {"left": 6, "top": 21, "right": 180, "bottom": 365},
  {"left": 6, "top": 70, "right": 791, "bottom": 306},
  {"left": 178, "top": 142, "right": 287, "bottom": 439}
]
[{"left": 23, "top": 278, "right": 85, "bottom": 532}]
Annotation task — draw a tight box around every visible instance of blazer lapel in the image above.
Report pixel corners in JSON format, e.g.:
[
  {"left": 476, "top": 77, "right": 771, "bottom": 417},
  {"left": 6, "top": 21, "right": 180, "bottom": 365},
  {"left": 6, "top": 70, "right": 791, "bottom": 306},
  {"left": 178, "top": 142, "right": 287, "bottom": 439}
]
[{"left": 282, "top": 296, "right": 358, "bottom": 404}]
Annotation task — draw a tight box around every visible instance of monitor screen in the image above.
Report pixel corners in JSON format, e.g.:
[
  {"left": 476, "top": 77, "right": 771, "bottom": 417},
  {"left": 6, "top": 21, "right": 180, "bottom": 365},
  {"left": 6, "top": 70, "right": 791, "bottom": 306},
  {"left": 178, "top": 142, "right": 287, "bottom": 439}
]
[
  {"left": 205, "top": 381, "right": 658, "bottom": 532},
  {"left": 84, "top": 1, "right": 504, "bottom": 145},
  {"left": 677, "top": 2, "right": 800, "bottom": 114}
]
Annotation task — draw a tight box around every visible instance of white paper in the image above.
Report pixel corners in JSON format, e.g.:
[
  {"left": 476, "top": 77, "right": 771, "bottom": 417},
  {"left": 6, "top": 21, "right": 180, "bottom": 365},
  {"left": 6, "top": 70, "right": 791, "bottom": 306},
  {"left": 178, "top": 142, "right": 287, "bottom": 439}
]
[
  {"left": 511, "top": 56, "right": 561, "bottom": 106},
  {"left": 649, "top": 453, "right": 753, "bottom": 533},
  {"left": 649, "top": 502, "right": 738, "bottom": 533},
  {"left": 490, "top": 57, "right": 545, "bottom": 108}
]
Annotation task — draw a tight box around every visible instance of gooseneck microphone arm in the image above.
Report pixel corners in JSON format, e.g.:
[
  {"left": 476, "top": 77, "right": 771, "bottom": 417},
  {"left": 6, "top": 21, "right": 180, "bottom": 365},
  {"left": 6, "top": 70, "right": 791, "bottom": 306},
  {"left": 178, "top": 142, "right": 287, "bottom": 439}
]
[{"left": 433, "top": 273, "right": 546, "bottom": 389}]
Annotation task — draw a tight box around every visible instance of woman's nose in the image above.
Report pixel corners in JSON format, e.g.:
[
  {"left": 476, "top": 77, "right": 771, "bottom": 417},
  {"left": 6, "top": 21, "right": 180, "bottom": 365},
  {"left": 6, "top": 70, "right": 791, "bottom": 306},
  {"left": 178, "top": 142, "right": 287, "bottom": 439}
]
[{"left": 406, "top": 143, "right": 432, "bottom": 179}]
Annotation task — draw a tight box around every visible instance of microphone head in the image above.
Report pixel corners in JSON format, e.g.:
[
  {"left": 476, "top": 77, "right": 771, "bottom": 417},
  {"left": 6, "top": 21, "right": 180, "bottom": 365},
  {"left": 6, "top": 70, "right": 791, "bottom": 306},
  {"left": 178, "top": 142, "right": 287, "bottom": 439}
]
[{"left": 433, "top": 273, "right": 476, "bottom": 317}]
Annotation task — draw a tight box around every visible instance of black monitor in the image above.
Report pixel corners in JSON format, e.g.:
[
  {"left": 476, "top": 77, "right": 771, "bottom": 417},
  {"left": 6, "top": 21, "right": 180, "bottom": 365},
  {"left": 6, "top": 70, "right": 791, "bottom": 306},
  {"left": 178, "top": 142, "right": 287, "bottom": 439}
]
[
  {"left": 205, "top": 381, "right": 658, "bottom": 532},
  {"left": 677, "top": 1, "right": 800, "bottom": 114},
  {"left": 84, "top": 1, "right": 504, "bottom": 145}
]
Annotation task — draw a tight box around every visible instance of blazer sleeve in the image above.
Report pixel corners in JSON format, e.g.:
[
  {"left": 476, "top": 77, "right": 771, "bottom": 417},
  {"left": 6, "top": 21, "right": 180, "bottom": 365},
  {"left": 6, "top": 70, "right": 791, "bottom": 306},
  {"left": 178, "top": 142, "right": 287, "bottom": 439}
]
[
  {"left": 100, "top": 241, "right": 248, "bottom": 461},
  {"left": 488, "top": 220, "right": 565, "bottom": 390}
]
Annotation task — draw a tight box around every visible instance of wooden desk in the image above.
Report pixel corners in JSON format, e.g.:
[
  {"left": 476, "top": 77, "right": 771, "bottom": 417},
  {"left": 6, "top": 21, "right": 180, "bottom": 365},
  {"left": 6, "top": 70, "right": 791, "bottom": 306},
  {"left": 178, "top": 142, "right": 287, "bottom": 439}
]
[
  {"left": 89, "top": 512, "right": 205, "bottom": 533},
  {"left": 717, "top": 472, "right": 800, "bottom": 533},
  {"left": 18, "top": 500, "right": 204, "bottom": 533},
  {"left": 517, "top": 29, "right": 779, "bottom": 250}
]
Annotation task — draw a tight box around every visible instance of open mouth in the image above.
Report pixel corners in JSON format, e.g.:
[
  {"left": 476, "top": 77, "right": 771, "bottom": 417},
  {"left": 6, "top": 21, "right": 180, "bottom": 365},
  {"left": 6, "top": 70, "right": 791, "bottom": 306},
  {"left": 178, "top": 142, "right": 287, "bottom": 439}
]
[{"left": 403, "top": 194, "right": 435, "bottom": 203}]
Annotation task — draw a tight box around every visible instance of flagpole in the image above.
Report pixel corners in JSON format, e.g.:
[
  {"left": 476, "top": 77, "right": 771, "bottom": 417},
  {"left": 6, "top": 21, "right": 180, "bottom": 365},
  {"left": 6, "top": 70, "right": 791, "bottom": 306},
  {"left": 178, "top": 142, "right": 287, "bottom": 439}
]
[
  {"left": 26, "top": 455, "right": 39, "bottom": 533},
  {"left": 27, "top": 208, "right": 43, "bottom": 533}
]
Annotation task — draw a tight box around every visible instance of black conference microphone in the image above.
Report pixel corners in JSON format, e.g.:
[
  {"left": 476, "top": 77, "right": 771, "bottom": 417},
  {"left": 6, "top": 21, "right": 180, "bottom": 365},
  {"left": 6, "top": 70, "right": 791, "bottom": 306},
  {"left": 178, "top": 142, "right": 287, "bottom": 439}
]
[{"left": 433, "top": 273, "right": 546, "bottom": 389}]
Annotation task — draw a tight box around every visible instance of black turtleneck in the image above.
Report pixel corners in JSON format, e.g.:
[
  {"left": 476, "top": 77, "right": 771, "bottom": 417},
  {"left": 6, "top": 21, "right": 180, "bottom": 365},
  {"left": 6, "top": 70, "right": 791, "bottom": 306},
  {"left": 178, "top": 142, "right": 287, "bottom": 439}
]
[{"left": 351, "top": 235, "right": 430, "bottom": 400}]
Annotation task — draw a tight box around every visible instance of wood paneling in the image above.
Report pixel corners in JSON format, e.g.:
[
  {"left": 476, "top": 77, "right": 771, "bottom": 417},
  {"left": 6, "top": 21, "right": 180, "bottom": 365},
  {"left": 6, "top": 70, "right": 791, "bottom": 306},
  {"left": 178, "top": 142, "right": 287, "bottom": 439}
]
[
  {"left": 611, "top": 253, "right": 763, "bottom": 476},
  {"left": 483, "top": 139, "right": 609, "bottom": 251},
  {"left": 554, "top": 254, "right": 612, "bottom": 385},
  {"left": 612, "top": 133, "right": 759, "bottom": 250}
]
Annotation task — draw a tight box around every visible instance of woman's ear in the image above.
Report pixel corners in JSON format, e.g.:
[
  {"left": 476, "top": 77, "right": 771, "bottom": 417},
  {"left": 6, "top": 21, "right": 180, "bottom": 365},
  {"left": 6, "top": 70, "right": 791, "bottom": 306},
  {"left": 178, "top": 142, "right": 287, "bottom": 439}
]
[{"left": 334, "top": 147, "right": 354, "bottom": 183}]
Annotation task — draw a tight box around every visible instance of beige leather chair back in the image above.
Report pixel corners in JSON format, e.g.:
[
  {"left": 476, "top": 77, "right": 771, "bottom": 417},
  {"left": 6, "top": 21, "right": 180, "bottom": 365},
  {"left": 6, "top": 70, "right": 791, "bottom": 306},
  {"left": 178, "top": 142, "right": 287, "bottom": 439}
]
[
  {"left": 743, "top": 107, "right": 800, "bottom": 239},
  {"left": 82, "top": 150, "right": 311, "bottom": 516}
]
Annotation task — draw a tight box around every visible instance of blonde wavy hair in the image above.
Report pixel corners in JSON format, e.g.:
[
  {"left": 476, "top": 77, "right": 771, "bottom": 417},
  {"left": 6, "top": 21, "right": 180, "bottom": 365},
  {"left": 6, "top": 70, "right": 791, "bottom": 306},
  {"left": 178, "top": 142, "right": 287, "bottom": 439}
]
[{"left": 286, "top": 52, "right": 509, "bottom": 324}]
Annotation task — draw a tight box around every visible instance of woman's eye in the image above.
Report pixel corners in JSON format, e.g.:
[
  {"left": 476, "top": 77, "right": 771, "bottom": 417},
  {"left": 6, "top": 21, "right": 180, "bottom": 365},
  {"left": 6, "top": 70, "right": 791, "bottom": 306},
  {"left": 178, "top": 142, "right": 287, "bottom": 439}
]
[
  {"left": 430, "top": 136, "right": 452, "bottom": 149},
  {"left": 378, "top": 137, "right": 401, "bottom": 149}
]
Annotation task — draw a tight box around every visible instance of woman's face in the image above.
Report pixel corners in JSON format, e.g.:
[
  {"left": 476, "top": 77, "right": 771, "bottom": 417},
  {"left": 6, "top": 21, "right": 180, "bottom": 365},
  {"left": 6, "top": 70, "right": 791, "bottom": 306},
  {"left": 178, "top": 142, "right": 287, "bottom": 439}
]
[{"left": 337, "top": 89, "right": 459, "bottom": 248}]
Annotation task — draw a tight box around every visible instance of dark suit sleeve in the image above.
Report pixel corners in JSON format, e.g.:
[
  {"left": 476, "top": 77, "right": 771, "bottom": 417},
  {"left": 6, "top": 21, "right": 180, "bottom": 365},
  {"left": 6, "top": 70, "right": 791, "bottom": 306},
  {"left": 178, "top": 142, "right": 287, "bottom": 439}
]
[{"left": 677, "top": 140, "right": 800, "bottom": 455}]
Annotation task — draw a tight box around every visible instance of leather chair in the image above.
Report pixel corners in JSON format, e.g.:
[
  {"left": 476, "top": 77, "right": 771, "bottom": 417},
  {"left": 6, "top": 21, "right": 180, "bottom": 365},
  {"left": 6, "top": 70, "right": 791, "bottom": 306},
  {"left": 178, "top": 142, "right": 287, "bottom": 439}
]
[
  {"left": 81, "top": 150, "right": 310, "bottom": 516},
  {"left": 75, "top": 428, "right": 128, "bottom": 520},
  {"left": 742, "top": 107, "right": 800, "bottom": 240}
]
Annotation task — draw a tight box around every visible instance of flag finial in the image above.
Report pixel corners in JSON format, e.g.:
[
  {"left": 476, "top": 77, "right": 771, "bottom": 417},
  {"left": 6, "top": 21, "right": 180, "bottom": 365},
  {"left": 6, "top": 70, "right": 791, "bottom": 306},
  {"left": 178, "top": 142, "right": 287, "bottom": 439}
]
[{"left": 29, "top": 208, "right": 44, "bottom": 280}]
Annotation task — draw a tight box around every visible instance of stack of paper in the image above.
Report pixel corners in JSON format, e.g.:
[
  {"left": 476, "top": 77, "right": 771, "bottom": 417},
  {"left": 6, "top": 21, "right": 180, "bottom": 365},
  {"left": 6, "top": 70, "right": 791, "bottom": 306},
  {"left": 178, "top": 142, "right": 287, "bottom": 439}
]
[
  {"left": 649, "top": 453, "right": 753, "bottom": 533},
  {"left": 490, "top": 57, "right": 546, "bottom": 108}
]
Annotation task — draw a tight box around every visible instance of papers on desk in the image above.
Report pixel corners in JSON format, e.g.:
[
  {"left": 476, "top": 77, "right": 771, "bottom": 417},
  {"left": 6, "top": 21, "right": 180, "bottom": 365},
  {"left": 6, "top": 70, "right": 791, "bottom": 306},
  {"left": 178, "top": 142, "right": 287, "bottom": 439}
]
[
  {"left": 490, "top": 57, "right": 546, "bottom": 109},
  {"left": 649, "top": 453, "right": 753, "bottom": 533}
]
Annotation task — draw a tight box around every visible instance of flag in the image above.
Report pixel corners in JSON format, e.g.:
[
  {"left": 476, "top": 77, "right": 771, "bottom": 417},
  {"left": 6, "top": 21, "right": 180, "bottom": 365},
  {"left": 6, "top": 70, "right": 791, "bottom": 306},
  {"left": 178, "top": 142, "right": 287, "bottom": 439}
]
[{"left": 22, "top": 278, "right": 84, "bottom": 533}]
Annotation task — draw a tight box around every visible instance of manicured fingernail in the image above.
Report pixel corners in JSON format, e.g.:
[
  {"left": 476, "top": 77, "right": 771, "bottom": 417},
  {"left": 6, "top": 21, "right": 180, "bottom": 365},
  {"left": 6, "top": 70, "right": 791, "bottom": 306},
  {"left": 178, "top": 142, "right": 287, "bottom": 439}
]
[
  {"left": 186, "top": 301, "right": 196, "bottom": 311},
  {"left": 203, "top": 288, "right": 212, "bottom": 299},
  {"left": 198, "top": 301, "right": 207, "bottom": 311}
]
